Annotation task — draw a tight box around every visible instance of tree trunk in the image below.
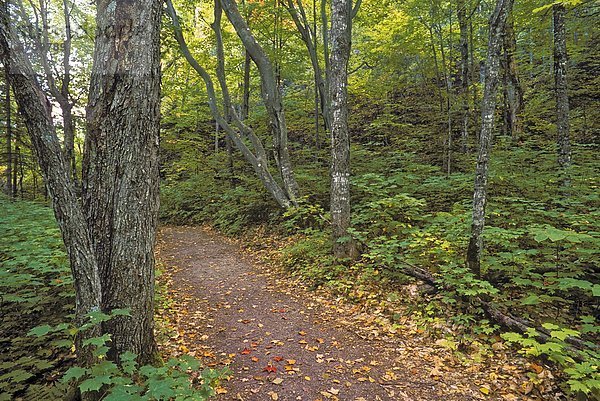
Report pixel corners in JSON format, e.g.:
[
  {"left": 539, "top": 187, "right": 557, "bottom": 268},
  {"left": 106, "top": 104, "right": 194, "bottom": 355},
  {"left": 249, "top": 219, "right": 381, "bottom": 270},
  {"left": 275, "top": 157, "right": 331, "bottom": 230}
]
[
  {"left": 220, "top": 0, "right": 300, "bottom": 202},
  {"left": 166, "top": 0, "right": 294, "bottom": 209},
  {"left": 83, "top": 0, "right": 162, "bottom": 364},
  {"left": 285, "top": 0, "right": 331, "bottom": 132},
  {"left": 466, "top": 0, "right": 514, "bottom": 277},
  {"left": 553, "top": 3, "right": 571, "bottom": 176},
  {"left": 458, "top": 0, "right": 470, "bottom": 152},
  {"left": 3, "top": 64, "right": 11, "bottom": 196},
  {"left": 242, "top": 51, "right": 251, "bottom": 120},
  {"left": 329, "top": 0, "right": 355, "bottom": 258},
  {"left": 0, "top": 0, "right": 102, "bottom": 367},
  {"left": 502, "top": 16, "right": 523, "bottom": 141}
]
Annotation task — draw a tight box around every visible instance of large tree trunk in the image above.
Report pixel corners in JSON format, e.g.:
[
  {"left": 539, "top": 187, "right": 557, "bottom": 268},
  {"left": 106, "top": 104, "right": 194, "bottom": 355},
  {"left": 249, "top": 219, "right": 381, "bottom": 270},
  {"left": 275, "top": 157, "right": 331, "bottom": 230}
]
[
  {"left": 83, "top": 0, "right": 162, "bottom": 364},
  {"left": 3, "top": 64, "right": 11, "bottom": 196},
  {"left": 329, "top": 0, "right": 355, "bottom": 258},
  {"left": 553, "top": 3, "right": 571, "bottom": 176},
  {"left": 220, "top": 0, "right": 299, "bottom": 202},
  {"left": 0, "top": 0, "right": 102, "bottom": 366},
  {"left": 466, "top": 0, "right": 514, "bottom": 277}
]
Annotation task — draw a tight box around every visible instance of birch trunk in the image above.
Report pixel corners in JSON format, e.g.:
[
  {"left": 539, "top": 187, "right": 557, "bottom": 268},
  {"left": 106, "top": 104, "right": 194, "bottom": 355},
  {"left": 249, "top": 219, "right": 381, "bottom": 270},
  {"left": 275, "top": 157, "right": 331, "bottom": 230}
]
[
  {"left": 466, "top": 0, "right": 514, "bottom": 277},
  {"left": 83, "top": 0, "right": 162, "bottom": 363},
  {"left": 329, "top": 0, "right": 355, "bottom": 258}
]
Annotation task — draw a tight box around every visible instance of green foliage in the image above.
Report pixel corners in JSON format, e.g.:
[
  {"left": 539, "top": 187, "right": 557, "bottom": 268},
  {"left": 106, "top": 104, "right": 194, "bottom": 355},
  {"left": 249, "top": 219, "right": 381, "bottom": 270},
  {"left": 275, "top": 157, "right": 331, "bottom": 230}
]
[
  {"left": 0, "top": 196, "right": 73, "bottom": 400},
  {"left": 501, "top": 324, "right": 600, "bottom": 397},
  {"left": 27, "top": 310, "right": 228, "bottom": 400},
  {"left": 61, "top": 335, "right": 228, "bottom": 401}
]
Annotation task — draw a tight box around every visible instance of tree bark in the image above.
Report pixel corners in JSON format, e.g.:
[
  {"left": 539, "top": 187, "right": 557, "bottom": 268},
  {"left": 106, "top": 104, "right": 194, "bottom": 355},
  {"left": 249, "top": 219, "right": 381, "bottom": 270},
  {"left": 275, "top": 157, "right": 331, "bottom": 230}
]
[
  {"left": 466, "top": 0, "right": 514, "bottom": 277},
  {"left": 83, "top": 0, "right": 162, "bottom": 364},
  {"left": 553, "top": 3, "right": 571, "bottom": 177},
  {"left": 0, "top": 0, "right": 102, "bottom": 367},
  {"left": 3, "top": 64, "right": 11, "bottom": 196},
  {"left": 220, "top": 0, "right": 300, "bottom": 202},
  {"left": 458, "top": 0, "right": 470, "bottom": 152},
  {"left": 242, "top": 51, "right": 251, "bottom": 120},
  {"left": 329, "top": 0, "right": 355, "bottom": 258},
  {"left": 501, "top": 16, "right": 523, "bottom": 141}
]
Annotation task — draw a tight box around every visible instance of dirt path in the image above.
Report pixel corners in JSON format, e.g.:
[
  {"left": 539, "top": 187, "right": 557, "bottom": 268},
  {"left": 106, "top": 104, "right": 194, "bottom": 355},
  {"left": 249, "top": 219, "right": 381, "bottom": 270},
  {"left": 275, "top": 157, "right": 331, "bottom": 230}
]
[{"left": 157, "top": 226, "right": 544, "bottom": 401}]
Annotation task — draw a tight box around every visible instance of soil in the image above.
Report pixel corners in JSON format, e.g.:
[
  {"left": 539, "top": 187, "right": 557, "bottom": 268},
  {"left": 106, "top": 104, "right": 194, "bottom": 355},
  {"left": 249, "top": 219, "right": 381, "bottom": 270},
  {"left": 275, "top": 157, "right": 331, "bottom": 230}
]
[{"left": 156, "top": 226, "right": 558, "bottom": 401}]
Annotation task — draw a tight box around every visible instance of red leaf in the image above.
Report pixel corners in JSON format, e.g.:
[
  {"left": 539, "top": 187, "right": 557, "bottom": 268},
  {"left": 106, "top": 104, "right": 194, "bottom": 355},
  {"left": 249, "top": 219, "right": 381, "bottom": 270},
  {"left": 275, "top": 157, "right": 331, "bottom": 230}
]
[
  {"left": 263, "top": 365, "right": 277, "bottom": 373},
  {"left": 241, "top": 348, "right": 252, "bottom": 355},
  {"left": 273, "top": 356, "right": 284, "bottom": 362}
]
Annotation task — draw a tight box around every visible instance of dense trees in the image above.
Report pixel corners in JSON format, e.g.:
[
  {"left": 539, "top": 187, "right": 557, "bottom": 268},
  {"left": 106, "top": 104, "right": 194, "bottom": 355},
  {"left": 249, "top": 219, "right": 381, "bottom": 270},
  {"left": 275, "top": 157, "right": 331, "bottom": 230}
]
[{"left": 1, "top": 0, "right": 598, "bottom": 397}]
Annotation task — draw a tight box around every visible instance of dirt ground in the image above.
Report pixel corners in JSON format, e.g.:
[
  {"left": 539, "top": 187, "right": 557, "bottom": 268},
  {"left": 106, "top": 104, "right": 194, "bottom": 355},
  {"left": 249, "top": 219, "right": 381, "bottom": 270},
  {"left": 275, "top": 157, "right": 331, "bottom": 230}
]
[{"left": 157, "top": 226, "right": 563, "bottom": 401}]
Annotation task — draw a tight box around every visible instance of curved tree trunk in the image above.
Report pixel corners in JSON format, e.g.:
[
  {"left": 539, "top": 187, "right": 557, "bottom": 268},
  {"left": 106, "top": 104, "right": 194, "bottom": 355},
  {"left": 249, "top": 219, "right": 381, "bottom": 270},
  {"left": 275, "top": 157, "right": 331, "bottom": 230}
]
[
  {"left": 83, "top": 0, "right": 162, "bottom": 364},
  {"left": 466, "top": 0, "right": 514, "bottom": 277},
  {"left": 165, "top": 0, "right": 294, "bottom": 209},
  {"left": 0, "top": 1, "right": 102, "bottom": 368},
  {"left": 220, "top": 0, "right": 299, "bottom": 202}
]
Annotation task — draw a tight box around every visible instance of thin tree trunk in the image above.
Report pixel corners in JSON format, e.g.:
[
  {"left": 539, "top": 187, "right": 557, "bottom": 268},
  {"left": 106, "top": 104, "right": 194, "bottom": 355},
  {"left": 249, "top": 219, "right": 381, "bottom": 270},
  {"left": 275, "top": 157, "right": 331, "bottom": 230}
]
[
  {"left": 285, "top": 0, "right": 331, "bottom": 132},
  {"left": 329, "top": 0, "right": 355, "bottom": 258},
  {"left": 83, "top": 0, "right": 162, "bottom": 364},
  {"left": 19, "top": 0, "right": 77, "bottom": 180},
  {"left": 12, "top": 116, "right": 18, "bottom": 198},
  {"left": 242, "top": 51, "right": 251, "bottom": 120},
  {"left": 458, "top": 0, "right": 470, "bottom": 152},
  {"left": 502, "top": 16, "right": 523, "bottom": 141},
  {"left": 466, "top": 0, "right": 514, "bottom": 277},
  {"left": 3, "top": 64, "right": 11, "bottom": 196},
  {"left": 0, "top": 1, "right": 102, "bottom": 369},
  {"left": 220, "top": 0, "right": 300, "bottom": 202},
  {"left": 553, "top": 3, "right": 571, "bottom": 178}
]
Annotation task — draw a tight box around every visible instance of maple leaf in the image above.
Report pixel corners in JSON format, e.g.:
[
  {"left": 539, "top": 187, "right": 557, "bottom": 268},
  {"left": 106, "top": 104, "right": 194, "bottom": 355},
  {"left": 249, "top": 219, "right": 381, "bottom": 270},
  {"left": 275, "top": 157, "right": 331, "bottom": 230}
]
[
  {"left": 273, "top": 356, "right": 284, "bottom": 362},
  {"left": 241, "top": 348, "right": 252, "bottom": 355},
  {"left": 263, "top": 365, "right": 277, "bottom": 373}
]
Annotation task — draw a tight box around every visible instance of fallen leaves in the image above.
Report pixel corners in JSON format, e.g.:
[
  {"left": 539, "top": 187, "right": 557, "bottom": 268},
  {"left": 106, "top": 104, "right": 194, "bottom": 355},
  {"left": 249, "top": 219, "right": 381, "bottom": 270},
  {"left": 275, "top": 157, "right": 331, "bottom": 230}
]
[{"left": 263, "top": 365, "right": 277, "bottom": 373}]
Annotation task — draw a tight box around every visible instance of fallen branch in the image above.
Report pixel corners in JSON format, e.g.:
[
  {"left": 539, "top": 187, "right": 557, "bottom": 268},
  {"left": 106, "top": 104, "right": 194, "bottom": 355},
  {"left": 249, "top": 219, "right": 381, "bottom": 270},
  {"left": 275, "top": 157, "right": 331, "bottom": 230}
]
[{"left": 389, "top": 262, "right": 596, "bottom": 354}]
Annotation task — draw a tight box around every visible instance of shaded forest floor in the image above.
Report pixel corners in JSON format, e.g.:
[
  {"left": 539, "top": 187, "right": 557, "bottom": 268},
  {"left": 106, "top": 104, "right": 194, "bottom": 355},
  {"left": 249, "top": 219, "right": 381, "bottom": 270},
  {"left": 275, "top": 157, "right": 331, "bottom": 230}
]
[{"left": 156, "top": 226, "right": 566, "bottom": 401}]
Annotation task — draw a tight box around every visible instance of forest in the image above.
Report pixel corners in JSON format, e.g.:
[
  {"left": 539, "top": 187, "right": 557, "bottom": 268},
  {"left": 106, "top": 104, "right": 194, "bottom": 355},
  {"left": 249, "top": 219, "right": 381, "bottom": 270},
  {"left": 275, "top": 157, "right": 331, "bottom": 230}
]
[{"left": 0, "top": 0, "right": 598, "bottom": 399}]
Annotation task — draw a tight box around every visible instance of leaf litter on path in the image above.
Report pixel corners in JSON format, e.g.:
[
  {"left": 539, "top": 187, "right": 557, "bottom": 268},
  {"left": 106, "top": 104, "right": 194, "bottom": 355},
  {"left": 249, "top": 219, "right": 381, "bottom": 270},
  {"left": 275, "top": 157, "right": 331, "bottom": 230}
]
[{"left": 156, "top": 226, "right": 565, "bottom": 401}]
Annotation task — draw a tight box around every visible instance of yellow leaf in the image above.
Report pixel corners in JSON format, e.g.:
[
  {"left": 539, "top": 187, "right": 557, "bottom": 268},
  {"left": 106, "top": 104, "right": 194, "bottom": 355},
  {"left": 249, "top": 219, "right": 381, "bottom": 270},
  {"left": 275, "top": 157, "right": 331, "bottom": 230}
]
[{"left": 480, "top": 386, "right": 490, "bottom": 395}]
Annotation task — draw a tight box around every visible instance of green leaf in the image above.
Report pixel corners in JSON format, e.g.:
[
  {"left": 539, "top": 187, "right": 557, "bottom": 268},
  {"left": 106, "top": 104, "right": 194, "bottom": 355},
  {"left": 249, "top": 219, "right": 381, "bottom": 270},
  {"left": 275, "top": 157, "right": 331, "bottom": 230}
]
[
  {"left": 83, "top": 333, "right": 111, "bottom": 347},
  {"left": 79, "top": 375, "right": 112, "bottom": 393},
  {"left": 27, "top": 325, "right": 53, "bottom": 337},
  {"left": 521, "top": 294, "right": 540, "bottom": 305},
  {"left": 63, "top": 367, "right": 88, "bottom": 383}
]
